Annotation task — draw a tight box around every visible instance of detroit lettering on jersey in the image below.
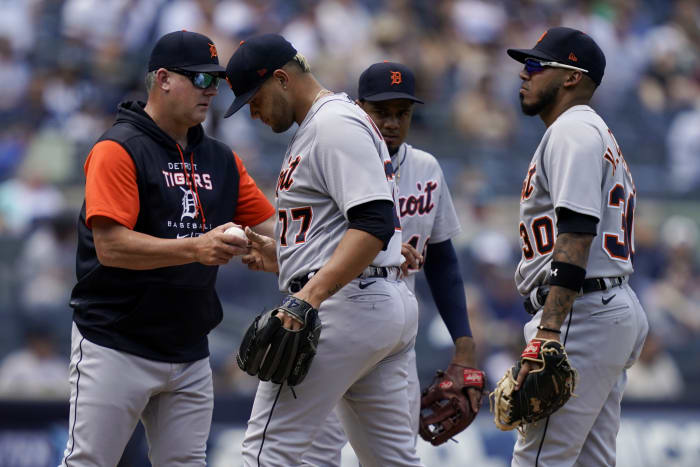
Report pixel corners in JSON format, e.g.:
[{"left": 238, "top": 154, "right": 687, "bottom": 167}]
[
  {"left": 398, "top": 180, "right": 437, "bottom": 217},
  {"left": 515, "top": 105, "right": 636, "bottom": 295},
  {"left": 277, "top": 155, "right": 302, "bottom": 195}
]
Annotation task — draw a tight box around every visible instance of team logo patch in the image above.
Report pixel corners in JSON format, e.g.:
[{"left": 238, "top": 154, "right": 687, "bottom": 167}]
[
  {"left": 208, "top": 42, "right": 218, "bottom": 59},
  {"left": 390, "top": 71, "right": 402, "bottom": 85},
  {"left": 464, "top": 370, "right": 483, "bottom": 385},
  {"left": 522, "top": 340, "right": 542, "bottom": 359},
  {"left": 568, "top": 52, "right": 578, "bottom": 62}
]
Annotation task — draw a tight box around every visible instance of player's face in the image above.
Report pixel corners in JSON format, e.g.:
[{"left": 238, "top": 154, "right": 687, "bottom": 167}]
[
  {"left": 248, "top": 80, "right": 295, "bottom": 133},
  {"left": 518, "top": 65, "right": 564, "bottom": 116},
  {"left": 359, "top": 99, "right": 414, "bottom": 154},
  {"left": 164, "top": 70, "right": 218, "bottom": 126}
]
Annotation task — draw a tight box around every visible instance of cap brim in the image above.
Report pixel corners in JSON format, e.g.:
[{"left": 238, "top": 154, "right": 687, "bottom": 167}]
[
  {"left": 362, "top": 92, "right": 424, "bottom": 104},
  {"left": 507, "top": 48, "right": 558, "bottom": 64},
  {"left": 179, "top": 63, "right": 227, "bottom": 76},
  {"left": 223, "top": 84, "right": 261, "bottom": 118}
]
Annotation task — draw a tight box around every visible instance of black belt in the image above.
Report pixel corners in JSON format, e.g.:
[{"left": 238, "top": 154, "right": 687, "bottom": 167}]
[
  {"left": 524, "top": 276, "right": 627, "bottom": 315},
  {"left": 288, "top": 266, "right": 397, "bottom": 293}
]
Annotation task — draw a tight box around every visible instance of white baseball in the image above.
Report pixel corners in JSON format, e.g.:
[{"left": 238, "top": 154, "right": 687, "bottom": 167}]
[{"left": 224, "top": 225, "right": 247, "bottom": 241}]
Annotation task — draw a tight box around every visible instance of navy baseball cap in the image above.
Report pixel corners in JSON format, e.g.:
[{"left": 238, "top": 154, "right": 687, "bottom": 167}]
[
  {"left": 358, "top": 62, "right": 424, "bottom": 103},
  {"left": 224, "top": 34, "right": 297, "bottom": 118},
  {"left": 148, "top": 30, "right": 226, "bottom": 75},
  {"left": 507, "top": 27, "right": 606, "bottom": 86}
]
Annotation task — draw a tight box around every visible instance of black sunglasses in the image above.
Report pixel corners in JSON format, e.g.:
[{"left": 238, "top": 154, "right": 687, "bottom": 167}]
[
  {"left": 168, "top": 68, "right": 220, "bottom": 89},
  {"left": 524, "top": 58, "right": 588, "bottom": 74}
]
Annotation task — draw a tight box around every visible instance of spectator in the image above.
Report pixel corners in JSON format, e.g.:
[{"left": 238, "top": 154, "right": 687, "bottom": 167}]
[
  {"left": 624, "top": 332, "right": 685, "bottom": 401},
  {"left": 668, "top": 90, "right": 700, "bottom": 193},
  {"left": 0, "top": 322, "right": 69, "bottom": 400},
  {"left": 18, "top": 211, "right": 77, "bottom": 314},
  {"left": 642, "top": 216, "right": 700, "bottom": 347}
]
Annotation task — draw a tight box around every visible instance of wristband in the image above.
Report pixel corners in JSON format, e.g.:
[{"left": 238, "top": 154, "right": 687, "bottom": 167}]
[
  {"left": 549, "top": 261, "right": 586, "bottom": 292},
  {"left": 537, "top": 325, "right": 561, "bottom": 334}
]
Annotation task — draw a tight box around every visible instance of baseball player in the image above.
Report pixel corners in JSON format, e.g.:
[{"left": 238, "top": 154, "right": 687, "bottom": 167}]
[
  {"left": 505, "top": 27, "right": 649, "bottom": 466},
  {"left": 223, "top": 35, "right": 422, "bottom": 466},
  {"left": 62, "top": 31, "right": 274, "bottom": 466},
  {"left": 304, "top": 62, "right": 483, "bottom": 464}
]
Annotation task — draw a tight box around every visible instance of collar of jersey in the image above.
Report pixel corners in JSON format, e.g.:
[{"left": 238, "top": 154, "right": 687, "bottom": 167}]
[{"left": 390, "top": 143, "right": 408, "bottom": 174}]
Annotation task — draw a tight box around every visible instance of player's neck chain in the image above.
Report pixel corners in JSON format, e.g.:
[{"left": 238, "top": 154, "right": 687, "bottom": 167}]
[
  {"left": 392, "top": 144, "right": 407, "bottom": 181},
  {"left": 312, "top": 88, "right": 333, "bottom": 105}
]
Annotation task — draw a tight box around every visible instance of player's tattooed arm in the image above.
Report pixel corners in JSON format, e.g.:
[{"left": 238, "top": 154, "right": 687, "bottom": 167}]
[
  {"left": 327, "top": 283, "right": 343, "bottom": 296},
  {"left": 515, "top": 232, "right": 594, "bottom": 388},
  {"left": 537, "top": 232, "right": 594, "bottom": 338}
]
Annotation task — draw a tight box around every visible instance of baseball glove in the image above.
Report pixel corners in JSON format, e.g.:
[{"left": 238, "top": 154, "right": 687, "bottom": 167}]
[
  {"left": 419, "top": 364, "right": 486, "bottom": 446},
  {"left": 489, "top": 338, "right": 577, "bottom": 432},
  {"left": 236, "top": 296, "right": 321, "bottom": 386}
]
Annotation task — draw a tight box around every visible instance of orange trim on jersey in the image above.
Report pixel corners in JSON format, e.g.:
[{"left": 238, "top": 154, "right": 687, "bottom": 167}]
[
  {"left": 232, "top": 152, "right": 274, "bottom": 226},
  {"left": 84, "top": 140, "right": 139, "bottom": 229}
]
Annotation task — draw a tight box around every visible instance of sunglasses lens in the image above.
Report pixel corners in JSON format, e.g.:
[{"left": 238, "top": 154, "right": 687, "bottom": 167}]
[
  {"left": 193, "top": 73, "right": 219, "bottom": 89},
  {"left": 524, "top": 59, "right": 544, "bottom": 73}
]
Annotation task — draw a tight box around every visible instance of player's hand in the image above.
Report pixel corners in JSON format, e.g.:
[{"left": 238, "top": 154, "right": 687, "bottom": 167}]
[
  {"left": 275, "top": 310, "right": 303, "bottom": 331},
  {"left": 400, "top": 242, "right": 422, "bottom": 277},
  {"left": 241, "top": 227, "right": 279, "bottom": 273},
  {"left": 194, "top": 223, "right": 248, "bottom": 265},
  {"left": 452, "top": 336, "right": 482, "bottom": 412},
  {"left": 514, "top": 360, "right": 538, "bottom": 390},
  {"left": 515, "top": 329, "right": 560, "bottom": 389}
]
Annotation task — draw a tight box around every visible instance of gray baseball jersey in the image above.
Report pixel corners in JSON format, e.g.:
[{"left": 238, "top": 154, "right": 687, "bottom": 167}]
[
  {"left": 242, "top": 93, "right": 421, "bottom": 466},
  {"left": 393, "top": 143, "right": 462, "bottom": 292},
  {"left": 515, "top": 105, "right": 636, "bottom": 295},
  {"left": 274, "top": 92, "right": 402, "bottom": 291},
  {"left": 512, "top": 104, "right": 648, "bottom": 466}
]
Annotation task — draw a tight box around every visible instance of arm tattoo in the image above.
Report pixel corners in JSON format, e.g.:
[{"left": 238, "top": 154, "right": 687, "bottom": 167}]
[
  {"left": 540, "top": 233, "right": 594, "bottom": 329},
  {"left": 326, "top": 283, "right": 343, "bottom": 298}
]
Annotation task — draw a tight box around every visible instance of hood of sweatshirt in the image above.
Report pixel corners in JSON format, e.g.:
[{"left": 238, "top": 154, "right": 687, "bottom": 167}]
[{"left": 114, "top": 101, "right": 205, "bottom": 152}]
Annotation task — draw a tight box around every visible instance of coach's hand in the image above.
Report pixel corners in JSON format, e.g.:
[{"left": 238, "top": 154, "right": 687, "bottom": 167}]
[
  {"left": 194, "top": 223, "right": 248, "bottom": 265},
  {"left": 242, "top": 227, "right": 279, "bottom": 273}
]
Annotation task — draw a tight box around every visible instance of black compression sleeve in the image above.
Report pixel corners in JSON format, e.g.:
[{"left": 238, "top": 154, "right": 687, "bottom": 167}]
[
  {"left": 347, "top": 200, "right": 395, "bottom": 250},
  {"left": 423, "top": 240, "right": 472, "bottom": 340},
  {"left": 556, "top": 207, "right": 599, "bottom": 234}
]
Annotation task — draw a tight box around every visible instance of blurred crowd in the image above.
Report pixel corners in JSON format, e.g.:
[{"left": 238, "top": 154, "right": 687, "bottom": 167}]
[{"left": 0, "top": 0, "right": 698, "bottom": 402}]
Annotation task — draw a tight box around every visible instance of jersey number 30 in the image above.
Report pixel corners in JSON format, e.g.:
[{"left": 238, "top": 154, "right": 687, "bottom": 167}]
[
  {"left": 519, "top": 186, "right": 636, "bottom": 262},
  {"left": 603, "top": 184, "right": 635, "bottom": 261}
]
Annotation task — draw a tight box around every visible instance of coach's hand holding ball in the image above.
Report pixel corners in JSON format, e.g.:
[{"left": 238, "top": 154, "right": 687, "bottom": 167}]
[
  {"left": 224, "top": 225, "right": 248, "bottom": 242},
  {"left": 192, "top": 223, "right": 249, "bottom": 265},
  {"left": 221, "top": 223, "right": 251, "bottom": 255}
]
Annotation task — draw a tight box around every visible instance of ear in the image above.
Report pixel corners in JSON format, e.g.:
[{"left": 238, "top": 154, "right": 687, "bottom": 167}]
[
  {"left": 272, "top": 69, "right": 289, "bottom": 89},
  {"left": 156, "top": 68, "right": 172, "bottom": 91},
  {"left": 562, "top": 70, "right": 584, "bottom": 89}
]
